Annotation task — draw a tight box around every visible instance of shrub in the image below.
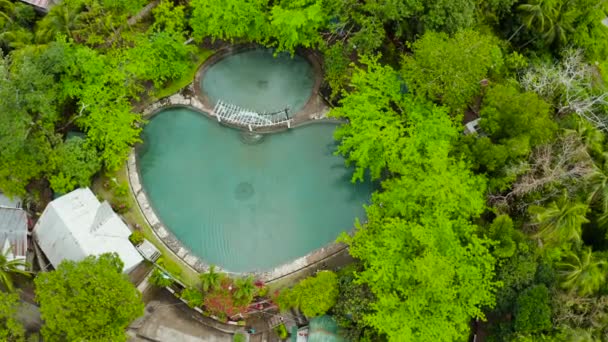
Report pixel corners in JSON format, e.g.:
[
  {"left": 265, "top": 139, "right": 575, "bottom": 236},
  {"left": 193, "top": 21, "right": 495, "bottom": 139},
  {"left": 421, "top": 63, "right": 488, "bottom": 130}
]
[
  {"left": 277, "top": 271, "right": 339, "bottom": 317},
  {"left": 129, "top": 231, "right": 144, "bottom": 246},
  {"left": 274, "top": 323, "right": 288, "bottom": 340},
  {"left": 113, "top": 182, "right": 130, "bottom": 198},
  {"left": 110, "top": 199, "right": 131, "bottom": 214},
  {"left": 149, "top": 268, "right": 174, "bottom": 288},
  {"left": 233, "top": 332, "right": 247, "bottom": 342},
  {"left": 256, "top": 285, "right": 269, "bottom": 298},
  {"left": 157, "top": 257, "right": 182, "bottom": 277},
  {"left": 514, "top": 284, "right": 552, "bottom": 334},
  {"left": 180, "top": 288, "right": 204, "bottom": 308}
]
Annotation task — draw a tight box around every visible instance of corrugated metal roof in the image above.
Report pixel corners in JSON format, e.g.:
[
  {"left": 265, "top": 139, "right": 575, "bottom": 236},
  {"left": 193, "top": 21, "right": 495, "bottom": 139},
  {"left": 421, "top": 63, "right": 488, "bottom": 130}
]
[
  {"left": 0, "top": 194, "right": 21, "bottom": 208},
  {"left": 0, "top": 208, "right": 28, "bottom": 258},
  {"left": 33, "top": 188, "right": 143, "bottom": 273}
]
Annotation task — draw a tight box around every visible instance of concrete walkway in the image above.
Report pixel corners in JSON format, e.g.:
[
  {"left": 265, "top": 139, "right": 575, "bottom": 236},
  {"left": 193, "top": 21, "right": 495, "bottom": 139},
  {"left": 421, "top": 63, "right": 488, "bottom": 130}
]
[{"left": 132, "top": 288, "right": 233, "bottom": 342}]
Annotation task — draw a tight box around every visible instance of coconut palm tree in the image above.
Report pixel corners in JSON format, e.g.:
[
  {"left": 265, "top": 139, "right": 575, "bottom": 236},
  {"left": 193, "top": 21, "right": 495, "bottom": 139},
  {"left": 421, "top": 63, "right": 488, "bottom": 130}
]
[
  {"left": 516, "top": 0, "right": 577, "bottom": 47},
  {"left": 529, "top": 192, "right": 589, "bottom": 245},
  {"left": 518, "top": 0, "right": 553, "bottom": 33},
  {"left": 233, "top": 276, "right": 256, "bottom": 306},
  {"left": 587, "top": 160, "right": 608, "bottom": 213},
  {"left": 0, "top": 0, "right": 14, "bottom": 24},
  {"left": 0, "top": 247, "right": 30, "bottom": 291},
  {"left": 557, "top": 247, "right": 606, "bottom": 296},
  {"left": 541, "top": 1, "right": 576, "bottom": 46},
  {"left": 199, "top": 265, "right": 222, "bottom": 293},
  {"left": 35, "top": 1, "right": 84, "bottom": 43}
]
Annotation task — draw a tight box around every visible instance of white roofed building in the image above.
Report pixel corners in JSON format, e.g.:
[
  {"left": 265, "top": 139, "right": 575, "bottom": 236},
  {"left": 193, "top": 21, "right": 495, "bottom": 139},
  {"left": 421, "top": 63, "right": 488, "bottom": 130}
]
[{"left": 33, "top": 188, "right": 143, "bottom": 273}]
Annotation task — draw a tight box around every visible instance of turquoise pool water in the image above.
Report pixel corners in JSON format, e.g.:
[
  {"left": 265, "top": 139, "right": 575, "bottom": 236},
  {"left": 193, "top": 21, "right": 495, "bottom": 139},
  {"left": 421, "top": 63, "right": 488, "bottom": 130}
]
[
  {"left": 137, "top": 108, "right": 371, "bottom": 272},
  {"left": 201, "top": 49, "right": 314, "bottom": 113}
]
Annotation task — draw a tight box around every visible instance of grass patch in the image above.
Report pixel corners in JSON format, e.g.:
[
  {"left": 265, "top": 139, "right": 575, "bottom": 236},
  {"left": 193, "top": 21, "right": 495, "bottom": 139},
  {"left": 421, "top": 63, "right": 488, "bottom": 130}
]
[
  {"left": 92, "top": 165, "right": 200, "bottom": 287},
  {"left": 152, "top": 46, "right": 214, "bottom": 100}
]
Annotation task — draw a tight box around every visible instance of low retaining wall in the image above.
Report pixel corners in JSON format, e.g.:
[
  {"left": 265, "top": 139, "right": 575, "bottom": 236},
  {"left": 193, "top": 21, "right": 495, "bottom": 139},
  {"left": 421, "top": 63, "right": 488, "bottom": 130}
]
[{"left": 129, "top": 48, "right": 355, "bottom": 283}]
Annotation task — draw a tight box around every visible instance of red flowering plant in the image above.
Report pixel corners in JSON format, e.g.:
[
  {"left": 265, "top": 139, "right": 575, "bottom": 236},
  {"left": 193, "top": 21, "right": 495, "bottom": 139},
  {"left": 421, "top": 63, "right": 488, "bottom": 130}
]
[{"left": 203, "top": 277, "right": 248, "bottom": 320}]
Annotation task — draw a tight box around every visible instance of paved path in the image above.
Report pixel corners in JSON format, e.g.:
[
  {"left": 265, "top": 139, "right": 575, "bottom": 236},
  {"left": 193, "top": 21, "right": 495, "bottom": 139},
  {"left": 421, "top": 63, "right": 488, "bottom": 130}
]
[{"left": 133, "top": 289, "right": 233, "bottom": 342}]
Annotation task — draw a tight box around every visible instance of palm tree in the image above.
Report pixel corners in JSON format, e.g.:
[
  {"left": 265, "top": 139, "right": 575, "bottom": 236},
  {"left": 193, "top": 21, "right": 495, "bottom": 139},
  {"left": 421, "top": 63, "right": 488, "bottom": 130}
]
[
  {"left": 199, "top": 265, "right": 222, "bottom": 293},
  {"left": 35, "top": 2, "right": 84, "bottom": 43},
  {"left": 541, "top": 1, "right": 576, "bottom": 46},
  {"left": 529, "top": 192, "right": 589, "bottom": 245},
  {"left": 233, "top": 276, "right": 256, "bottom": 306},
  {"left": 516, "top": 0, "right": 576, "bottom": 47},
  {"left": 0, "top": 0, "right": 14, "bottom": 24},
  {"left": 587, "top": 160, "right": 608, "bottom": 213},
  {"left": 557, "top": 247, "right": 606, "bottom": 296},
  {"left": 0, "top": 247, "right": 30, "bottom": 291},
  {"left": 518, "top": 0, "right": 553, "bottom": 33}
]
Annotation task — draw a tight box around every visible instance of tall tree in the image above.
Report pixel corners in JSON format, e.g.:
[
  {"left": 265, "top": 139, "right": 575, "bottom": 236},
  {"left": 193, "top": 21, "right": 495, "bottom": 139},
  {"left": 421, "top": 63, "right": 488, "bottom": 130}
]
[
  {"left": 35, "top": 0, "right": 85, "bottom": 43},
  {"left": 557, "top": 247, "right": 606, "bottom": 296},
  {"left": 189, "top": 0, "right": 270, "bottom": 43},
  {"left": 401, "top": 29, "right": 504, "bottom": 114},
  {"left": 48, "top": 137, "right": 101, "bottom": 194},
  {"left": 529, "top": 192, "right": 589, "bottom": 246},
  {"left": 269, "top": 0, "right": 329, "bottom": 53},
  {"left": 333, "top": 56, "right": 497, "bottom": 341},
  {"left": 0, "top": 47, "right": 63, "bottom": 197},
  {"left": 329, "top": 55, "right": 408, "bottom": 182},
  {"left": 35, "top": 253, "right": 144, "bottom": 341}
]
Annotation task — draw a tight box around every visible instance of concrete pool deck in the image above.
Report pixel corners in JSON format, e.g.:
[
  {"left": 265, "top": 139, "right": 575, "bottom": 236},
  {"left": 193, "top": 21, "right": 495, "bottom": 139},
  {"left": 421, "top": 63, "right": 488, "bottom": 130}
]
[{"left": 128, "top": 47, "right": 359, "bottom": 282}]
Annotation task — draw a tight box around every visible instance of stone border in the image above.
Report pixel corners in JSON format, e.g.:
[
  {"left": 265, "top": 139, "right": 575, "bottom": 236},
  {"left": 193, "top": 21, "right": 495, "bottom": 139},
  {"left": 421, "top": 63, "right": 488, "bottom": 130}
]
[
  {"left": 129, "top": 47, "right": 359, "bottom": 282},
  {"left": 192, "top": 45, "right": 328, "bottom": 132}
]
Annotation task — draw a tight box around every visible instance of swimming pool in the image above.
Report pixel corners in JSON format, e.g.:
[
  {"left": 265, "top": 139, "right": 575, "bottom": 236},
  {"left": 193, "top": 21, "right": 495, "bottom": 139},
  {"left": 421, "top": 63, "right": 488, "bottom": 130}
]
[
  {"left": 136, "top": 107, "right": 371, "bottom": 272},
  {"left": 200, "top": 49, "right": 314, "bottom": 114}
]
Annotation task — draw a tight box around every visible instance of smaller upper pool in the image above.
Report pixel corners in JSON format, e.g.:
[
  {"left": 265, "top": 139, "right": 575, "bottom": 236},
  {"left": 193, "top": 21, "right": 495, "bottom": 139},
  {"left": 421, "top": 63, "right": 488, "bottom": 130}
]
[{"left": 201, "top": 49, "right": 315, "bottom": 113}]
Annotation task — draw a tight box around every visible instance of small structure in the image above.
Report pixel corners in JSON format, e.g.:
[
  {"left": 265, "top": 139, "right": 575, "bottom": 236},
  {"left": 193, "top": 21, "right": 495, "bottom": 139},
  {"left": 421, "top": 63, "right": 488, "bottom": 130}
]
[
  {"left": 0, "top": 195, "right": 28, "bottom": 265},
  {"left": 135, "top": 239, "right": 161, "bottom": 262},
  {"left": 33, "top": 188, "right": 143, "bottom": 273},
  {"left": 464, "top": 118, "right": 482, "bottom": 135},
  {"left": 17, "top": 0, "right": 57, "bottom": 12}
]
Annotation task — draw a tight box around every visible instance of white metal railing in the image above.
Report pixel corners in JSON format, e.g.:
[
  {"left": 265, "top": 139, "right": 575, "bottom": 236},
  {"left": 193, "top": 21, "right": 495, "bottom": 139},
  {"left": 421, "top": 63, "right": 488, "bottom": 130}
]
[{"left": 212, "top": 100, "right": 292, "bottom": 130}]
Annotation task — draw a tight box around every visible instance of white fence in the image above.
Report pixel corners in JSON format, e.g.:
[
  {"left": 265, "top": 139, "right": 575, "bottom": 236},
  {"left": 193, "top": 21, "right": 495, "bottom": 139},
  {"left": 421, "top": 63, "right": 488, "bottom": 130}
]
[{"left": 212, "top": 100, "right": 292, "bottom": 130}]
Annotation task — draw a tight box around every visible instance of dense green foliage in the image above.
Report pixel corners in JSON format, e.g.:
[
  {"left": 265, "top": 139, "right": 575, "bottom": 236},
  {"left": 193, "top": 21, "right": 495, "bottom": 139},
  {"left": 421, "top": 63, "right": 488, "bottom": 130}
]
[
  {"left": 0, "top": 291, "right": 25, "bottom": 341},
  {"left": 514, "top": 285, "right": 552, "bottom": 334},
  {"left": 332, "top": 57, "right": 498, "bottom": 341},
  {"left": 149, "top": 268, "right": 174, "bottom": 288},
  {"left": 402, "top": 29, "right": 504, "bottom": 113},
  {"left": 35, "top": 253, "right": 144, "bottom": 341},
  {"left": 3, "top": 0, "right": 608, "bottom": 340},
  {"left": 278, "top": 271, "right": 339, "bottom": 317},
  {"left": 0, "top": 248, "right": 29, "bottom": 292}
]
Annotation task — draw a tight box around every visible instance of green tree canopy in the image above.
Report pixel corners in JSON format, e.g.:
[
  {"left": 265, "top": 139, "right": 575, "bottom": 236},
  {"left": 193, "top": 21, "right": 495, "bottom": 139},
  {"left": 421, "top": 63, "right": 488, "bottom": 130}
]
[
  {"left": 0, "top": 47, "right": 63, "bottom": 196},
  {"left": 529, "top": 193, "right": 589, "bottom": 246},
  {"left": 333, "top": 55, "right": 498, "bottom": 341},
  {"left": 0, "top": 291, "right": 25, "bottom": 342},
  {"left": 557, "top": 247, "right": 606, "bottom": 296},
  {"left": 35, "top": 253, "right": 144, "bottom": 341},
  {"left": 189, "top": 0, "right": 270, "bottom": 43},
  {"left": 514, "top": 284, "right": 553, "bottom": 334},
  {"left": 49, "top": 137, "right": 101, "bottom": 194},
  {"left": 480, "top": 84, "right": 556, "bottom": 147},
  {"left": 269, "top": 0, "right": 329, "bottom": 53},
  {"left": 401, "top": 29, "right": 503, "bottom": 114},
  {"left": 277, "top": 271, "right": 338, "bottom": 318}
]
